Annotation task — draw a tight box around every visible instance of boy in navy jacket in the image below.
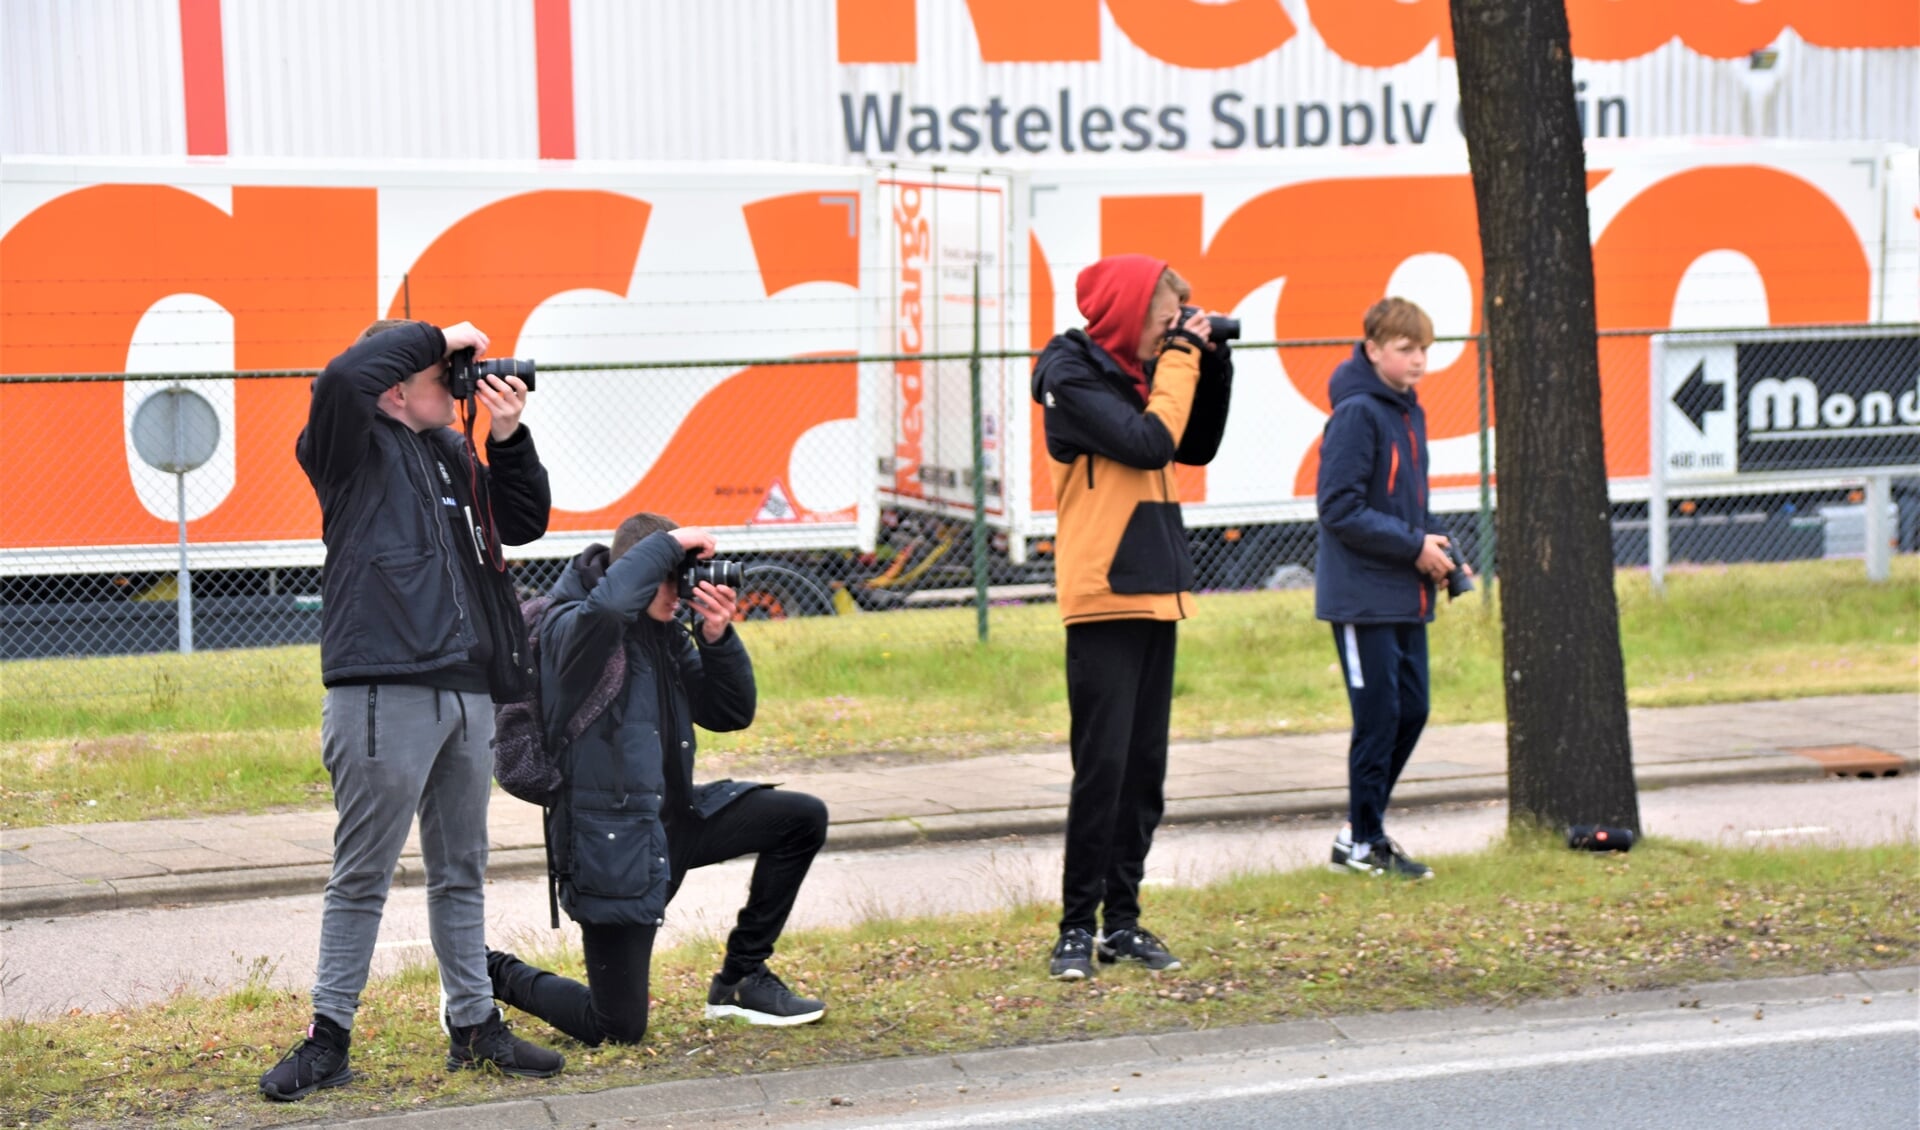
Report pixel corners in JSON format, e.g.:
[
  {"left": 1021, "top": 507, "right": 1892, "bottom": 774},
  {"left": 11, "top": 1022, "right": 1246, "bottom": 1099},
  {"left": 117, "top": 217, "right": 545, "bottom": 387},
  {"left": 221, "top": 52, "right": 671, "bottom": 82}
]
[{"left": 1314, "top": 298, "right": 1468, "bottom": 880}]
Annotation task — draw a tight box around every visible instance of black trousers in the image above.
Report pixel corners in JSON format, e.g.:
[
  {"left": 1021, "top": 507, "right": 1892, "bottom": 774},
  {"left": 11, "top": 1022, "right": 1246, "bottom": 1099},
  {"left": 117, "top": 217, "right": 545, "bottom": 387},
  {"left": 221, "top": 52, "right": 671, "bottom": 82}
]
[
  {"left": 1060, "top": 618, "right": 1177, "bottom": 936},
  {"left": 1331, "top": 622, "right": 1430, "bottom": 846},
  {"left": 489, "top": 787, "right": 828, "bottom": 1046}
]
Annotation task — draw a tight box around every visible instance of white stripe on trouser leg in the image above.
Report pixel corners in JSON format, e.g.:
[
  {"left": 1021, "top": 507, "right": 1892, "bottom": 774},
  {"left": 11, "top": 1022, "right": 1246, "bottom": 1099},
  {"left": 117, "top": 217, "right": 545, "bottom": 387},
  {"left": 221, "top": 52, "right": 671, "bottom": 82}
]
[{"left": 1342, "top": 624, "right": 1364, "bottom": 689}]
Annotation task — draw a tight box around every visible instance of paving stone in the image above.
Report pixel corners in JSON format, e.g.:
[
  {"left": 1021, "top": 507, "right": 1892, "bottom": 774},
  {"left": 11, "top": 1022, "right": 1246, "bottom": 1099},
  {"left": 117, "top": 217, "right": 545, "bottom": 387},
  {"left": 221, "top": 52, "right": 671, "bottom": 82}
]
[
  {"left": 70, "top": 829, "right": 196, "bottom": 853},
  {"left": 2, "top": 694, "right": 1911, "bottom": 921},
  {"left": 0, "top": 858, "right": 69, "bottom": 887},
  {"left": 45, "top": 853, "right": 169, "bottom": 882},
  {"left": 124, "top": 847, "right": 255, "bottom": 873}
]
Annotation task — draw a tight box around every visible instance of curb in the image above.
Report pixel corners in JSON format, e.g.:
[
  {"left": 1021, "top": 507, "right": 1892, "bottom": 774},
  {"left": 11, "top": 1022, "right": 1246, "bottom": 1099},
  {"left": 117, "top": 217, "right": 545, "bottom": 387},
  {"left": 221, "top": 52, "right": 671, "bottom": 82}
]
[
  {"left": 0, "top": 751, "right": 1874, "bottom": 921},
  {"left": 324, "top": 966, "right": 1920, "bottom": 1129}
]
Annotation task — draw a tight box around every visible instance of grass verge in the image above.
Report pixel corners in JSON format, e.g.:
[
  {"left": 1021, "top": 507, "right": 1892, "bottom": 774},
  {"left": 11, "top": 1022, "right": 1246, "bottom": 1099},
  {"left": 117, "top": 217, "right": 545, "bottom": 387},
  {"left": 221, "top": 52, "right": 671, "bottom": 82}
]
[
  {"left": 2, "top": 558, "right": 1915, "bottom": 827},
  {"left": 0, "top": 838, "right": 1913, "bottom": 1128}
]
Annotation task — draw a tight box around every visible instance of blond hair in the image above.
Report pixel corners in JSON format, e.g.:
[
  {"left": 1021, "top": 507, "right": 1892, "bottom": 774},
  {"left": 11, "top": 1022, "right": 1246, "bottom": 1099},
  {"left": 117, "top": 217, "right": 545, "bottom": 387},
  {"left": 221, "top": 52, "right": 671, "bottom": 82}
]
[{"left": 1362, "top": 297, "right": 1434, "bottom": 348}]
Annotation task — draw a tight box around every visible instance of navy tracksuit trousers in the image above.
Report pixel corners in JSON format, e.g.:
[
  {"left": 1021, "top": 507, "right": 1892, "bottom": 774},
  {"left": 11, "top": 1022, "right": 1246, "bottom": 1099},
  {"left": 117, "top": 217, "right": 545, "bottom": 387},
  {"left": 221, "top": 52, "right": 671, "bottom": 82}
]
[{"left": 1331, "top": 622, "right": 1430, "bottom": 847}]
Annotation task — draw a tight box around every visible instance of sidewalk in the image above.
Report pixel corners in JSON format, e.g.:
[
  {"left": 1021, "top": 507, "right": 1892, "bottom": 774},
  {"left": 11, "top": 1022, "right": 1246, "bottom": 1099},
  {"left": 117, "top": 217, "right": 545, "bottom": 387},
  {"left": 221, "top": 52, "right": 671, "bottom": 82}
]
[{"left": 3, "top": 693, "right": 1913, "bottom": 920}]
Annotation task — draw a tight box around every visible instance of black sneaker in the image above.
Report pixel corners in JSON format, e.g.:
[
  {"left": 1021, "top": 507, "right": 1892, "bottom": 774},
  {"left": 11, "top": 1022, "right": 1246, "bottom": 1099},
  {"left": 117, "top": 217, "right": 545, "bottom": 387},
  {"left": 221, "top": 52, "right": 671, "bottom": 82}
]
[
  {"left": 447, "top": 1008, "right": 566, "bottom": 1077},
  {"left": 1378, "top": 838, "right": 1435, "bottom": 880},
  {"left": 1048, "top": 927, "right": 1097, "bottom": 981},
  {"left": 705, "top": 966, "right": 826, "bottom": 1026},
  {"left": 1098, "top": 926, "right": 1183, "bottom": 973},
  {"left": 1348, "top": 837, "right": 1435, "bottom": 880},
  {"left": 259, "top": 1014, "right": 353, "bottom": 1102}
]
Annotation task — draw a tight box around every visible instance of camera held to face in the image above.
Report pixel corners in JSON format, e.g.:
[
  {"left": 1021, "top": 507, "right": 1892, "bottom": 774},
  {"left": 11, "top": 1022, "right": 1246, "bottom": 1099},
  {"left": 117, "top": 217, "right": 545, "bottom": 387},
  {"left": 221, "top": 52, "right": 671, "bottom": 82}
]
[
  {"left": 446, "top": 347, "right": 537, "bottom": 401},
  {"left": 1442, "top": 541, "right": 1474, "bottom": 600},
  {"left": 1179, "top": 305, "right": 1242, "bottom": 344},
  {"left": 678, "top": 551, "right": 744, "bottom": 600}
]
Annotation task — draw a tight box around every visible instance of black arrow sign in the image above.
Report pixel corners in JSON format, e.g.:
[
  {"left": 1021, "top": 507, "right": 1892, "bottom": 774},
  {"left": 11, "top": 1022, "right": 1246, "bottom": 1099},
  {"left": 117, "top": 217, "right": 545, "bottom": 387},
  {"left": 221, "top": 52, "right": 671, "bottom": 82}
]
[{"left": 1673, "top": 361, "right": 1725, "bottom": 435}]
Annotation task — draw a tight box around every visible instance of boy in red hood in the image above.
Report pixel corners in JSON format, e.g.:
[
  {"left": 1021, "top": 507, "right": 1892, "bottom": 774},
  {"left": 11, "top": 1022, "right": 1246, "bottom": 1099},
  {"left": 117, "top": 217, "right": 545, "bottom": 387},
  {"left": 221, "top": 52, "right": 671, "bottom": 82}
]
[{"left": 1029, "top": 254, "right": 1234, "bottom": 980}]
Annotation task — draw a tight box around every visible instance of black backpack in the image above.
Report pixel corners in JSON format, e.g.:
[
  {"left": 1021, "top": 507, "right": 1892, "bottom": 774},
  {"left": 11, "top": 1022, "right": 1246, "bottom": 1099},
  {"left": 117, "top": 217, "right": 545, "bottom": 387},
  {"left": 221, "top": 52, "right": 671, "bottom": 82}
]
[
  {"left": 493, "top": 593, "right": 627, "bottom": 927},
  {"left": 493, "top": 594, "right": 628, "bottom": 806}
]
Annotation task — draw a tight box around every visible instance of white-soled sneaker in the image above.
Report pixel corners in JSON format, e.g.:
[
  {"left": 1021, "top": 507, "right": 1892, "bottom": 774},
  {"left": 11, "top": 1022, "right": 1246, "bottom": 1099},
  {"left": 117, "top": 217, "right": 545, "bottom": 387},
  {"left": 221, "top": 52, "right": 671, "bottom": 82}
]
[{"left": 705, "top": 966, "right": 826, "bottom": 1026}]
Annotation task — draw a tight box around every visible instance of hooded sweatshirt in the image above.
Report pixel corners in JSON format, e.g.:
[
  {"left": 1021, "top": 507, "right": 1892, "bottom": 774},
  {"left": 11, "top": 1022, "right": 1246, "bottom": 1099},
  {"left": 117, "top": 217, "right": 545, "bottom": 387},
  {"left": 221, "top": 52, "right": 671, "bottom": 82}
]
[
  {"left": 1313, "top": 343, "right": 1447, "bottom": 624},
  {"left": 1030, "top": 255, "right": 1209, "bottom": 624},
  {"left": 1075, "top": 254, "right": 1162, "bottom": 402}
]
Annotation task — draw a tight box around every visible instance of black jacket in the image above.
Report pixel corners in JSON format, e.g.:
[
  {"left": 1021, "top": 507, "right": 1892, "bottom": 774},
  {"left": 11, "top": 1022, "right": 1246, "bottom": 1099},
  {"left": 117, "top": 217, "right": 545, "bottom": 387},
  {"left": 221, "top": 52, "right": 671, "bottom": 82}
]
[
  {"left": 540, "top": 534, "right": 761, "bottom": 927},
  {"left": 1031, "top": 330, "right": 1232, "bottom": 623},
  {"left": 295, "top": 322, "right": 551, "bottom": 696},
  {"left": 1313, "top": 344, "right": 1445, "bottom": 624}
]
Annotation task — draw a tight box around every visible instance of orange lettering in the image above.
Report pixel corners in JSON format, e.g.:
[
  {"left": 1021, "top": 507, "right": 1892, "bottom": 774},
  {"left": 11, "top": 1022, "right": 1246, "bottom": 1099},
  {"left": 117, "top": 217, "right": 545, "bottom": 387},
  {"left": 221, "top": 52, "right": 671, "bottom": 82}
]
[
  {"left": 964, "top": 0, "right": 1102, "bottom": 62},
  {"left": 1569, "top": 0, "right": 1918, "bottom": 61},
  {"left": 554, "top": 359, "right": 860, "bottom": 530},
  {"left": 387, "top": 191, "right": 649, "bottom": 355},
  {"left": 1102, "top": 179, "right": 1486, "bottom": 497},
  {"left": 1305, "top": 0, "right": 1452, "bottom": 67},
  {"left": 1104, "top": 0, "right": 1296, "bottom": 69},
  {"left": 743, "top": 193, "right": 862, "bottom": 295},
  {"left": 1591, "top": 164, "right": 1872, "bottom": 477},
  {"left": 0, "top": 185, "right": 373, "bottom": 549},
  {"left": 841, "top": 0, "right": 1915, "bottom": 67},
  {"left": 837, "top": 0, "right": 919, "bottom": 63}
]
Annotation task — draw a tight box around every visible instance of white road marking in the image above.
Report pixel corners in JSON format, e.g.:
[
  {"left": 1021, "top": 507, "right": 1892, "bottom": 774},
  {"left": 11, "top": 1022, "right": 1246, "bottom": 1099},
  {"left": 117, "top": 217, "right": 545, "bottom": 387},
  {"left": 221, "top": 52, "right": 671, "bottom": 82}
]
[{"left": 875, "top": 1021, "right": 1920, "bottom": 1128}]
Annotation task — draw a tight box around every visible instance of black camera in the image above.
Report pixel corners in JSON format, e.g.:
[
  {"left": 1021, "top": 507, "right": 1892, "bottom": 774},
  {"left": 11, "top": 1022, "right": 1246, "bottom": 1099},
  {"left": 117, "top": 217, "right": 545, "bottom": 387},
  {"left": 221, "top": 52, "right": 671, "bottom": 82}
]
[
  {"left": 678, "top": 552, "right": 744, "bottom": 599},
  {"left": 447, "top": 347, "right": 536, "bottom": 401},
  {"left": 1442, "top": 541, "right": 1474, "bottom": 600},
  {"left": 1179, "top": 305, "right": 1241, "bottom": 344}
]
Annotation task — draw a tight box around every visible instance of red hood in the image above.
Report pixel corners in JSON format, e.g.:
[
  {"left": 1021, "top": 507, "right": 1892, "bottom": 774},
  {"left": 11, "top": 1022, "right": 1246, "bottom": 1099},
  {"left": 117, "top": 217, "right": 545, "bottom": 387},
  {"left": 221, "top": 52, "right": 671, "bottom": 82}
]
[{"left": 1075, "top": 253, "right": 1166, "bottom": 389}]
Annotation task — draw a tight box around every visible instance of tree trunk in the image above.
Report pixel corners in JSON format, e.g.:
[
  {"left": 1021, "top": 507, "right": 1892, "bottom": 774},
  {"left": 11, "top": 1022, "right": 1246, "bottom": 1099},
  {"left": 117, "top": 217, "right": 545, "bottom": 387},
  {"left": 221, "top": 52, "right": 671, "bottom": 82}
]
[{"left": 1450, "top": 0, "right": 1641, "bottom": 835}]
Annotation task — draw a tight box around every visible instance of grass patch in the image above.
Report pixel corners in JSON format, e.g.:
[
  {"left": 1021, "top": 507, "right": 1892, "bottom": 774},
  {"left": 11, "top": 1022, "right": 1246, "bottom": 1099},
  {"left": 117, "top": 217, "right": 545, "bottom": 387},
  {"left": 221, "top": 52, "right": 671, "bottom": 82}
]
[
  {"left": 1, "top": 838, "right": 1912, "bottom": 1128},
  {"left": 1, "top": 558, "right": 1914, "bottom": 827}
]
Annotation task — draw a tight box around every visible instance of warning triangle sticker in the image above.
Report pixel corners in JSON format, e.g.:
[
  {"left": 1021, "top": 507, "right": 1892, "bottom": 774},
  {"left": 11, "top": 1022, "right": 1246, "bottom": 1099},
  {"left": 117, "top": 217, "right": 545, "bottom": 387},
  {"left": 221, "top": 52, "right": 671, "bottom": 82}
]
[{"left": 754, "top": 480, "right": 799, "bottom": 523}]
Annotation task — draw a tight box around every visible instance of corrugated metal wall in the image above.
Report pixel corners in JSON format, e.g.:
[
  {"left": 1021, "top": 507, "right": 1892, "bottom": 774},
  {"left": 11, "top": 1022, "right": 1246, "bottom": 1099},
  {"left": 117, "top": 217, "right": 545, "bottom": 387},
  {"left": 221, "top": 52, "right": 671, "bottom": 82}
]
[
  {"left": 2, "top": 0, "right": 1914, "bottom": 161},
  {"left": 224, "top": 0, "right": 538, "bottom": 160},
  {"left": 2, "top": 0, "right": 187, "bottom": 157}
]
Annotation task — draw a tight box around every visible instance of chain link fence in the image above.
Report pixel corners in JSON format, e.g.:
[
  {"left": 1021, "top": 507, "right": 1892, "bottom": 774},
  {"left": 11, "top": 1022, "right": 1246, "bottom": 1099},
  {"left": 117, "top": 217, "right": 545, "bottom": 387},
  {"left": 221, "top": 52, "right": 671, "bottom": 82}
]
[{"left": 3, "top": 326, "right": 1915, "bottom": 704}]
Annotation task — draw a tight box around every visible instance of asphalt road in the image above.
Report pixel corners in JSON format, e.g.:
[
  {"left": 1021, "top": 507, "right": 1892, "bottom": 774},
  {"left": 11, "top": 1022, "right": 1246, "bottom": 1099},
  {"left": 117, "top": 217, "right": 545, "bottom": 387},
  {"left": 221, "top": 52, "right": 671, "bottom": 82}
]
[
  {"left": 764, "top": 999, "right": 1919, "bottom": 1130},
  {"left": 1, "top": 775, "right": 1913, "bottom": 1020}
]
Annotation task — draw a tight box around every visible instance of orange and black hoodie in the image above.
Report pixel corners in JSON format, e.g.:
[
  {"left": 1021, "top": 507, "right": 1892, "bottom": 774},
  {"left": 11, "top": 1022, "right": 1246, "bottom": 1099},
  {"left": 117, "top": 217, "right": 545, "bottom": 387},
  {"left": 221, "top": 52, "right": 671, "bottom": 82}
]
[{"left": 1030, "top": 254, "right": 1232, "bottom": 625}]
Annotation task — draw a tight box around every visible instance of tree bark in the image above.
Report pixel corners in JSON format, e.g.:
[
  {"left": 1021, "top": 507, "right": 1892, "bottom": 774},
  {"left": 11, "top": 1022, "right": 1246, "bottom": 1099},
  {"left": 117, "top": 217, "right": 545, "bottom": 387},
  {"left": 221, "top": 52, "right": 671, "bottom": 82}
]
[{"left": 1450, "top": 0, "right": 1641, "bottom": 835}]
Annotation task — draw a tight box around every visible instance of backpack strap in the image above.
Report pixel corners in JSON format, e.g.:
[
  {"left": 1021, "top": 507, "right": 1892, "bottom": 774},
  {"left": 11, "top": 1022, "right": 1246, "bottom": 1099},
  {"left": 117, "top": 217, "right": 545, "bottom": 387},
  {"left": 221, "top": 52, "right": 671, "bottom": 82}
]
[{"left": 528, "top": 595, "right": 629, "bottom": 930}]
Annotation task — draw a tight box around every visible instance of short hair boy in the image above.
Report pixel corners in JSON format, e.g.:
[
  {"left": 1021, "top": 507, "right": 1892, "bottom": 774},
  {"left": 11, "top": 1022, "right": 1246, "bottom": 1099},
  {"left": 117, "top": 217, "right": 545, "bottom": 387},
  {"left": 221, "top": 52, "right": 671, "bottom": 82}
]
[
  {"left": 484, "top": 513, "right": 830, "bottom": 1045},
  {"left": 1314, "top": 297, "right": 1467, "bottom": 880}
]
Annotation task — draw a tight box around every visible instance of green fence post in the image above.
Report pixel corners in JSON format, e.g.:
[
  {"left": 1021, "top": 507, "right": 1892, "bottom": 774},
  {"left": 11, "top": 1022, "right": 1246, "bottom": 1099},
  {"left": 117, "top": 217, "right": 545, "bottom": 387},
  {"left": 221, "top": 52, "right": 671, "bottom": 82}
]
[
  {"left": 970, "top": 264, "right": 990, "bottom": 642},
  {"left": 1476, "top": 330, "right": 1495, "bottom": 599}
]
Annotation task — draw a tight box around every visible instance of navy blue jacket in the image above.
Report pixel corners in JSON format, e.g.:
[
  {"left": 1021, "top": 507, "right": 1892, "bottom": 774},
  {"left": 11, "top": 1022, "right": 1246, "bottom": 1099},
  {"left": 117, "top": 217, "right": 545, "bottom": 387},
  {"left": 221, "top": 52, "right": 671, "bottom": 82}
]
[
  {"left": 1314, "top": 344, "right": 1446, "bottom": 624},
  {"left": 540, "top": 534, "right": 761, "bottom": 927}
]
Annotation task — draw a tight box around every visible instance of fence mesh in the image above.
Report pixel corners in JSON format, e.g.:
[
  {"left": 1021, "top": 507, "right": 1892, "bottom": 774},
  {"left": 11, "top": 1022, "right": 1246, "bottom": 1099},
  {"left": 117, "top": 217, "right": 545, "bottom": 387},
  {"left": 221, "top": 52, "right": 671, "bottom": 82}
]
[{"left": 3, "top": 326, "right": 1915, "bottom": 706}]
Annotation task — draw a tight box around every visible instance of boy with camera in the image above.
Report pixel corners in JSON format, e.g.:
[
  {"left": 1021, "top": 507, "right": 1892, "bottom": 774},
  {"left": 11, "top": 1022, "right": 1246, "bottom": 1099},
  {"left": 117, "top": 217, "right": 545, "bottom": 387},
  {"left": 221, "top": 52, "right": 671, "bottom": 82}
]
[
  {"left": 1315, "top": 297, "right": 1469, "bottom": 881},
  {"left": 265, "top": 319, "right": 561, "bottom": 1101},
  {"left": 1031, "top": 254, "right": 1233, "bottom": 980},
  {"left": 483, "top": 513, "right": 830, "bottom": 1047}
]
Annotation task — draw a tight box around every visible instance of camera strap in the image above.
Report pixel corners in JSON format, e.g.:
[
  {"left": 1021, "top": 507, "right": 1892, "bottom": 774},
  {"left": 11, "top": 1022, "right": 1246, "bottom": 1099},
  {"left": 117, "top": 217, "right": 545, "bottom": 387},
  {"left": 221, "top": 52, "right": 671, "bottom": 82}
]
[{"left": 458, "top": 399, "right": 508, "bottom": 573}]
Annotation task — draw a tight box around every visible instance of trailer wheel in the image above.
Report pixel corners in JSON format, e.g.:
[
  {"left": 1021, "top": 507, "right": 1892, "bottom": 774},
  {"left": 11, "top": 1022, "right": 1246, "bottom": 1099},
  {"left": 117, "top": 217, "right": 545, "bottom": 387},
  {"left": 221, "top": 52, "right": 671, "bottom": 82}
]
[
  {"left": 735, "top": 563, "right": 836, "bottom": 620},
  {"left": 1263, "top": 563, "right": 1315, "bottom": 591}
]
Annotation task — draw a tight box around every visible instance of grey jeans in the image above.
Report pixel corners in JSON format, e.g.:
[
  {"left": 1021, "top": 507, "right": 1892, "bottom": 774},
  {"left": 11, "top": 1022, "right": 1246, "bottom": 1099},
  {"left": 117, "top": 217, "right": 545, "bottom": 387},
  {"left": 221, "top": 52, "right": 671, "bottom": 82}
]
[{"left": 312, "top": 683, "right": 495, "bottom": 1030}]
